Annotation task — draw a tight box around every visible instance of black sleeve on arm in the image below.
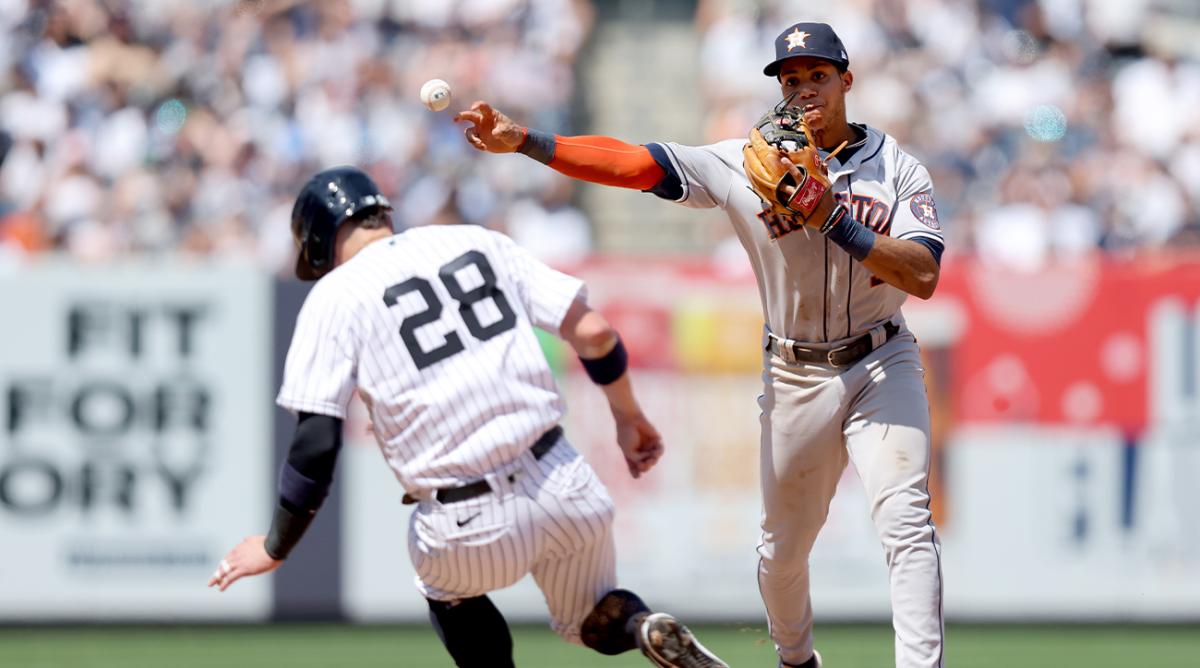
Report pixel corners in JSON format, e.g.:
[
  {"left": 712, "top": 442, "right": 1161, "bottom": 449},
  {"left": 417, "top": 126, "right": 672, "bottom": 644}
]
[
  {"left": 265, "top": 412, "right": 344, "bottom": 560},
  {"left": 644, "top": 143, "right": 683, "bottom": 201},
  {"left": 908, "top": 236, "right": 945, "bottom": 266},
  {"left": 286, "top": 412, "right": 344, "bottom": 485}
]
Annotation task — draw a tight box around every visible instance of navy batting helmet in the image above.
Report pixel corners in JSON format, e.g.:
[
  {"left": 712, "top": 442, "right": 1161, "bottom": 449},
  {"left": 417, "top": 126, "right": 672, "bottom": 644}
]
[{"left": 291, "top": 166, "right": 393, "bottom": 281}]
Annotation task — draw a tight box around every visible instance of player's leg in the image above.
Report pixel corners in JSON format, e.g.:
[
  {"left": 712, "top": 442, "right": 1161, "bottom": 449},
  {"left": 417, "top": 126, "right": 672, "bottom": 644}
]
[
  {"left": 407, "top": 492, "right": 535, "bottom": 667},
  {"left": 525, "top": 439, "right": 620, "bottom": 644},
  {"left": 757, "top": 355, "right": 850, "bottom": 667},
  {"left": 843, "top": 334, "right": 944, "bottom": 668},
  {"left": 427, "top": 595, "right": 514, "bottom": 668},
  {"left": 528, "top": 441, "right": 728, "bottom": 666}
]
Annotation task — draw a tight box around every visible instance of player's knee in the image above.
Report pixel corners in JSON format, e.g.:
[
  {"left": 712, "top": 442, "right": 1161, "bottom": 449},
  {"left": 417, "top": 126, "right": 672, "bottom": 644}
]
[
  {"left": 427, "top": 595, "right": 514, "bottom": 668},
  {"left": 871, "top": 488, "right": 933, "bottom": 547},
  {"left": 757, "top": 527, "right": 821, "bottom": 575},
  {"left": 580, "top": 588, "right": 651, "bottom": 655}
]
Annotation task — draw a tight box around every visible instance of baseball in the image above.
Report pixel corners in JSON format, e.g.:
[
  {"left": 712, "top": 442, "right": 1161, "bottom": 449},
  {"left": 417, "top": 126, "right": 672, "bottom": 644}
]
[{"left": 419, "top": 78, "right": 451, "bottom": 112}]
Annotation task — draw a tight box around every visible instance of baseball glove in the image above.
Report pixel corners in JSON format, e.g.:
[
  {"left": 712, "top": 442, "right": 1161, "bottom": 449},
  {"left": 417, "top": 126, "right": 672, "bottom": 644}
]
[{"left": 742, "top": 105, "right": 831, "bottom": 219}]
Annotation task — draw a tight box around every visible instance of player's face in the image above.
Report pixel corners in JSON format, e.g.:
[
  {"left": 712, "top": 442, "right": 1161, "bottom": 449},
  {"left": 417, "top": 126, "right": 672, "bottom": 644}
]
[{"left": 778, "top": 58, "right": 852, "bottom": 135}]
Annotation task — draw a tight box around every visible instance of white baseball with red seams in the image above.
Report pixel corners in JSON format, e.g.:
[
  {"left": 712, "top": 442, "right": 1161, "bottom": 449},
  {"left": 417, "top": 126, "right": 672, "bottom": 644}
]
[{"left": 420, "top": 78, "right": 451, "bottom": 112}]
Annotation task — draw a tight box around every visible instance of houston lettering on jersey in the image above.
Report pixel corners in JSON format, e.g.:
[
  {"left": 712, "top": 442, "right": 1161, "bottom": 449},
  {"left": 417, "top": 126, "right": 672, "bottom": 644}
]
[{"left": 646, "top": 126, "right": 945, "bottom": 342}]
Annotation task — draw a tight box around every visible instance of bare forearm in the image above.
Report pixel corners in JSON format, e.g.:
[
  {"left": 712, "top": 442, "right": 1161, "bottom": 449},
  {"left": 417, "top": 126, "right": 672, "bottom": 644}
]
[
  {"left": 860, "top": 235, "right": 940, "bottom": 299},
  {"left": 597, "top": 373, "right": 643, "bottom": 417}
]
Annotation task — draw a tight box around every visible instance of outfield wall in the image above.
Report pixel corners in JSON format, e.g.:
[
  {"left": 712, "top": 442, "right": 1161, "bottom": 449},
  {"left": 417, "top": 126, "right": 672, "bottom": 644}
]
[{"left": 3, "top": 256, "right": 1199, "bottom": 622}]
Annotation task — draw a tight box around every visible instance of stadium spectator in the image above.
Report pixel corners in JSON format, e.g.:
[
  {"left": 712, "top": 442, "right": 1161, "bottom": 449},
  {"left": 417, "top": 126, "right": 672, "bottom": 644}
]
[{"left": 0, "top": 0, "right": 595, "bottom": 271}]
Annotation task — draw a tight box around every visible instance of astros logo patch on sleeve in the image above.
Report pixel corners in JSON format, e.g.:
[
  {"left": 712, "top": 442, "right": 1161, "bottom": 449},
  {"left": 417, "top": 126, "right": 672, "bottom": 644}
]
[{"left": 910, "top": 192, "right": 940, "bottom": 230}]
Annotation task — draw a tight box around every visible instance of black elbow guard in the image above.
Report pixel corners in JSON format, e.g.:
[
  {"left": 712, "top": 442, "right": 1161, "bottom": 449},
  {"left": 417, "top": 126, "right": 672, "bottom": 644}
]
[{"left": 579, "top": 337, "right": 628, "bottom": 386}]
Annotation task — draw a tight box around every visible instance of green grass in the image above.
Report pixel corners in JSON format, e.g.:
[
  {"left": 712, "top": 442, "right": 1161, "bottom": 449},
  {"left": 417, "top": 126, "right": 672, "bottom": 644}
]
[{"left": 2, "top": 623, "right": 1198, "bottom": 667}]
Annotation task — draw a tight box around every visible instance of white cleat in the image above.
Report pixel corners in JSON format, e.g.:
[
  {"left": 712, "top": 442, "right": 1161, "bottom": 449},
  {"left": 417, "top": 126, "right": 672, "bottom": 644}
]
[{"left": 636, "top": 612, "right": 730, "bottom": 668}]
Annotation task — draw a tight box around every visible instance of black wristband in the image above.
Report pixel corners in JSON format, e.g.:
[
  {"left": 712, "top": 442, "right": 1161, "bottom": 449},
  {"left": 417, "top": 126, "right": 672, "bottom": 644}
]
[
  {"left": 822, "top": 205, "right": 875, "bottom": 262},
  {"left": 264, "top": 500, "right": 317, "bottom": 561},
  {"left": 819, "top": 204, "right": 849, "bottom": 234},
  {"left": 579, "top": 337, "right": 628, "bottom": 386},
  {"left": 517, "top": 128, "right": 556, "bottom": 164}
]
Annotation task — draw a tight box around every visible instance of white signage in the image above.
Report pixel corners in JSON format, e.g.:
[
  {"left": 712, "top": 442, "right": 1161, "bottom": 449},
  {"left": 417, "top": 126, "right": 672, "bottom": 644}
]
[{"left": 0, "top": 262, "right": 273, "bottom": 620}]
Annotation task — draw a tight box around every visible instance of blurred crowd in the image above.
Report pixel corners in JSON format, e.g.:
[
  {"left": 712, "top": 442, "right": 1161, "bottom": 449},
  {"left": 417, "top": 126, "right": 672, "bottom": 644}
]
[
  {"left": 0, "top": 0, "right": 595, "bottom": 272},
  {"left": 698, "top": 0, "right": 1200, "bottom": 268},
  {"left": 1, "top": 0, "right": 1199, "bottom": 272}
]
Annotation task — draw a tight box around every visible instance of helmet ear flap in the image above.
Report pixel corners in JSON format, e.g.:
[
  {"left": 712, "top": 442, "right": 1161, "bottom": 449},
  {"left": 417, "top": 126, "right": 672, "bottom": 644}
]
[{"left": 294, "top": 216, "right": 337, "bottom": 280}]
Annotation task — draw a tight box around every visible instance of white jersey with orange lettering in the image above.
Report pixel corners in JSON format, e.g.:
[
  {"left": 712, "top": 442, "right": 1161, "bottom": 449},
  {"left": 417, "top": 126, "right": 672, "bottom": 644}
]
[
  {"left": 647, "top": 123, "right": 944, "bottom": 343},
  {"left": 276, "top": 225, "right": 619, "bottom": 641},
  {"left": 645, "top": 124, "right": 947, "bottom": 667}
]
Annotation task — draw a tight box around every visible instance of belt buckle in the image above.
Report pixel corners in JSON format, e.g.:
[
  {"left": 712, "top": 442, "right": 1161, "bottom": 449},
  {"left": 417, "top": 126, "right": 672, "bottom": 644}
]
[{"left": 827, "top": 345, "right": 851, "bottom": 367}]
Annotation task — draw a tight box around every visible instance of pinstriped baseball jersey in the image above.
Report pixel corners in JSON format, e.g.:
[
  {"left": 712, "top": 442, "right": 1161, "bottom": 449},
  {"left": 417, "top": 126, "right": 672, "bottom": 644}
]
[
  {"left": 277, "top": 224, "right": 622, "bottom": 640},
  {"left": 648, "top": 124, "right": 944, "bottom": 343},
  {"left": 276, "top": 224, "right": 583, "bottom": 495}
]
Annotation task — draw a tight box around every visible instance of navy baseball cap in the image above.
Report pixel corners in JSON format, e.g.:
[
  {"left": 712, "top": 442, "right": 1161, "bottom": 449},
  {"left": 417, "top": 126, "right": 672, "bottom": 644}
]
[{"left": 763, "top": 22, "right": 849, "bottom": 77}]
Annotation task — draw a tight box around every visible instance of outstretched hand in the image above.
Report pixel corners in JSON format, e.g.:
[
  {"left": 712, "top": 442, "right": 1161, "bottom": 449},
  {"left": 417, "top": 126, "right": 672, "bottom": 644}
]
[
  {"left": 453, "top": 101, "right": 526, "bottom": 153},
  {"left": 207, "top": 535, "right": 282, "bottom": 592},
  {"left": 614, "top": 412, "right": 664, "bottom": 479}
]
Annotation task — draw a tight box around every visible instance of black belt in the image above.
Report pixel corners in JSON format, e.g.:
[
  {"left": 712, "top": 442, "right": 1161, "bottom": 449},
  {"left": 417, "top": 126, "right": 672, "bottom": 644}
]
[
  {"left": 402, "top": 425, "right": 563, "bottom": 505},
  {"left": 766, "top": 322, "right": 900, "bottom": 368}
]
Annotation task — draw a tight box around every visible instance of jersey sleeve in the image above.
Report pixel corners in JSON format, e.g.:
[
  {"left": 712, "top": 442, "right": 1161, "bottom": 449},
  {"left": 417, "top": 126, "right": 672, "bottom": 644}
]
[
  {"left": 489, "top": 231, "right": 585, "bottom": 336},
  {"left": 889, "top": 156, "right": 945, "bottom": 246},
  {"left": 276, "top": 278, "right": 359, "bottom": 419},
  {"left": 644, "top": 140, "right": 742, "bottom": 210}
]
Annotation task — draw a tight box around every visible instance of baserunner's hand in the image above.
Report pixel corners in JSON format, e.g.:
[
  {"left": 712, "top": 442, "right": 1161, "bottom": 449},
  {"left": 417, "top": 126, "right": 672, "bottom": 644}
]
[
  {"left": 454, "top": 101, "right": 526, "bottom": 153},
  {"left": 615, "top": 412, "right": 664, "bottom": 479},
  {"left": 208, "top": 535, "right": 282, "bottom": 592}
]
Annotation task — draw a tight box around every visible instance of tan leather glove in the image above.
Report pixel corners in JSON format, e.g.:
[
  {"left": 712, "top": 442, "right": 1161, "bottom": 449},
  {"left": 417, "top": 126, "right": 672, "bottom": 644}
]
[{"left": 742, "top": 106, "right": 831, "bottom": 220}]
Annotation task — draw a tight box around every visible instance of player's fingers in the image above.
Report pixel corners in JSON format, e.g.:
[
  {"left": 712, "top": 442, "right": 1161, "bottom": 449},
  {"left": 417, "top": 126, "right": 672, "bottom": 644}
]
[
  {"left": 475, "top": 101, "right": 493, "bottom": 118},
  {"left": 218, "top": 568, "right": 243, "bottom": 593},
  {"left": 464, "top": 127, "right": 486, "bottom": 151},
  {"left": 643, "top": 437, "right": 663, "bottom": 457},
  {"left": 635, "top": 442, "right": 661, "bottom": 471},
  {"left": 454, "top": 110, "right": 482, "bottom": 125},
  {"left": 208, "top": 557, "right": 233, "bottom": 587}
]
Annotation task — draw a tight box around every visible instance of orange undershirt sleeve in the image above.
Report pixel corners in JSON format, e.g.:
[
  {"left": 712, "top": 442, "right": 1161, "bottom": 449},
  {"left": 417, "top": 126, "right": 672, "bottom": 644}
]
[{"left": 547, "top": 135, "right": 665, "bottom": 191}]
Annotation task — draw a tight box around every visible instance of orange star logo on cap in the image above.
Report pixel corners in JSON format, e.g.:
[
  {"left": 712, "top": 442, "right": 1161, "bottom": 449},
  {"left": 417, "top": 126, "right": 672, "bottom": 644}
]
[{"left": 785, "top": 28, "right": 810, "bottom": 51}]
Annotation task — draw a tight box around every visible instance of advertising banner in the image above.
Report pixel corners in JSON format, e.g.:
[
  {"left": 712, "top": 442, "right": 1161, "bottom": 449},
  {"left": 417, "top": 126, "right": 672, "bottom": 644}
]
[
  {"left": 341, "top": 256, "right": 1200, "bottom": 622},
  {"left": 0, "top": 261, "right": 273, "bottom": 620}
]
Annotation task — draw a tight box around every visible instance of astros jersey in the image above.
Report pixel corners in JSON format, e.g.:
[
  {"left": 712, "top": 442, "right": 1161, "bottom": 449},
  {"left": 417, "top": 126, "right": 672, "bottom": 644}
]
[
  {"left": 276, "top": 225, "right": 583, "bottom": 495},
  {"left": 647, "top": 124, "right": 944, "bottom": 343}
]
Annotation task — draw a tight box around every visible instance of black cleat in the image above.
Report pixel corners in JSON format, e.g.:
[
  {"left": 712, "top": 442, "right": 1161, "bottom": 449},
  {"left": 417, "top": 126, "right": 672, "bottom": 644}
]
[{"left": 782, "top": 650, "right": 823, "bottom": 668}]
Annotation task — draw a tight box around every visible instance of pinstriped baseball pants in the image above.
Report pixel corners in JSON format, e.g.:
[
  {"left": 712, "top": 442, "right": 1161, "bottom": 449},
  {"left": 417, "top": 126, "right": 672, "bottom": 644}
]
[
  {"left": 757, "top": 331, "right": 945, "bottom": 668},
  {"left": 408, "top": 436, "right": 617, "bottom": 643}
]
